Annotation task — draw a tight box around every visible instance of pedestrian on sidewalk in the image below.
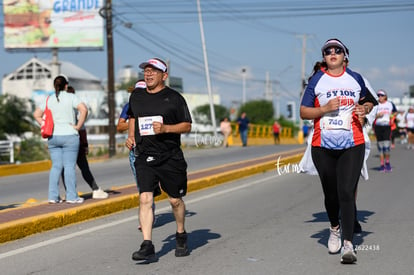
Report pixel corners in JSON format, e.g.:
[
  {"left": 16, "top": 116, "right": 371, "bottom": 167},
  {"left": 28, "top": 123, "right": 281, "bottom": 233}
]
[
  {"left": 33, "top": 75, "right": 88, "bottom": 204},
  {"left": 300, "top": 38, "right": 377, "bottom": 264},
  {"left": 125, "top": 58, "right": 192, "bottom": 261},
  {"left": 272, "top": 120, "right": 281, "bottom": 144},
  {"left": 220, "top": 117, "right": 232, "bottom": 147},
  {"left": 61, "top": 86, "right": 108, "bottom": 199},
  {"left": 237, "top": 112, "right": 250, "bottom": 147}
]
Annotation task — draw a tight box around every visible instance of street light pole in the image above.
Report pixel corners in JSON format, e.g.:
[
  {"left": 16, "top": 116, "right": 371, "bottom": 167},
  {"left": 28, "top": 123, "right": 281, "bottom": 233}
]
[
  {"left": 296, "top": 34, "right": 310, "bottom": 144},
  {"left": 196, "top": 0, "right": 217, "bottom": 135},
  {"left": 242, "top": 68, "right": 246, "bottom": 104}
]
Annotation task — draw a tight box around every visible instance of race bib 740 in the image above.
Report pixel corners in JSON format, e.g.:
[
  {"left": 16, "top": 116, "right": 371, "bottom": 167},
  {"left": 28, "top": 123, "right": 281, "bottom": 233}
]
[{"left": 321, "top": 111, "right": 352, "bottom": 131}]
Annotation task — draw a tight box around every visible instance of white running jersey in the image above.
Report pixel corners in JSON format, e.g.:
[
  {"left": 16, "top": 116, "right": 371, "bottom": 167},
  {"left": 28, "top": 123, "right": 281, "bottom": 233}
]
[
  {"left": 396, "top": 112, "right": 407, "bottom": 128},
  {"left": 375, "top": 101, "right": 396, "bottom": 126},
  {"left": 301, "top": 67, "right": 367, "bottom": 149},
  {"left": 406, "top": 112, "right": 414, "bottom": 128}
]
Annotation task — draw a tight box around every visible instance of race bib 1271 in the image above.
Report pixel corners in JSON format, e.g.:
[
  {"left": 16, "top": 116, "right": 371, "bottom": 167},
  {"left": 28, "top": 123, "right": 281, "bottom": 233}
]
[{"left": 138, "top": 115, "right": 163, "bottom": 136}]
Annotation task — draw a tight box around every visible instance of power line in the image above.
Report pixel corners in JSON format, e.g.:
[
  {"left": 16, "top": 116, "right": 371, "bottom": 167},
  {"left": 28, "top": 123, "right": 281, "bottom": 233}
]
[{"left": 113, "top": 1, "right": 414, "bottom": 23}]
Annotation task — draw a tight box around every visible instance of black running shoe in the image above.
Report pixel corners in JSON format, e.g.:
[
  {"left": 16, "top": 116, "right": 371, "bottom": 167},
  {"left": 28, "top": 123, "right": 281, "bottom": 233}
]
[
  {"left": 175, "top": 231, "right": 189, "bottom": 257},
  {"left": 132, "top": 240, "right": 155, "bottom": 261}
]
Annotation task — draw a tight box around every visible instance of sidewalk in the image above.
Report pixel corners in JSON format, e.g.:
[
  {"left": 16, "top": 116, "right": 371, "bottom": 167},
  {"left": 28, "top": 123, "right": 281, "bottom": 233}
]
[{"left": 0, "top": 148, "right": 305, "bottom": 244}]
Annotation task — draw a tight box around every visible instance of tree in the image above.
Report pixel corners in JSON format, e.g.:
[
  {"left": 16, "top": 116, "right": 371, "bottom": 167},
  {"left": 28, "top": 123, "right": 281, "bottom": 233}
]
[
  {"left": 193, "top": 104, "right": 229, "bottom": 125},
  {"left": 117, "top": 78, "right": 138, "bottom": 92},
  {"left": 238, "top": 100, "right": 274, "bottom": 124},
  {"left": 16, "top": 137, "right": 50, "bottom": 162},
  {"left": 0, "top": 95, "right": 37, "bottom": 139},
  {"left": 278, "top": 115, "right": 299, "bottom": 135}
]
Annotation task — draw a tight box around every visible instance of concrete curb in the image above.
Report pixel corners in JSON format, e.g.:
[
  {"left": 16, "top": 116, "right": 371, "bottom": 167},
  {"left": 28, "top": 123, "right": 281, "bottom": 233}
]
[
  {"left": 0, "top": 160, "right": 51, "bottom": 177},
  {"left": 0, "top": 153, "right": 303, "bottom": 244},
  {"left": 0, "top": 158, "right": 109, "bottom": 177}
]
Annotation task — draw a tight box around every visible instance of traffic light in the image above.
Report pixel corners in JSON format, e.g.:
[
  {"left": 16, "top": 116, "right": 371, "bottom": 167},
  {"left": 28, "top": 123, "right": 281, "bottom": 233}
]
[{"left": 287, "top": 103, "right": 292, "bottom": 118}]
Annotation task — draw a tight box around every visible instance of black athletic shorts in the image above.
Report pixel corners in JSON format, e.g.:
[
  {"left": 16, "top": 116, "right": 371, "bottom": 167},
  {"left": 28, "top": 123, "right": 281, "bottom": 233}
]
[
  {"left": 374, "top": 125, "right": 391, "bottom": 142},
  {"left": 135, "top": 149, "right": 188, "bottom": 198}
]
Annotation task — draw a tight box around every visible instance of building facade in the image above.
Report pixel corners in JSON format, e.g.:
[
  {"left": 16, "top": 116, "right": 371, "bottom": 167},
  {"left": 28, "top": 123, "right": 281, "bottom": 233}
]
[{"left": 2, "top": 58, "right": 221, "bottom": 134}]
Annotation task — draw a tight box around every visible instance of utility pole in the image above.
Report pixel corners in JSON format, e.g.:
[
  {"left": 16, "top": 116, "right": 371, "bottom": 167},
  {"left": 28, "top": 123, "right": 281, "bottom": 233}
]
[
  {"left": 265, "top": 71, "right": 272, "bottom": 101},
  {"left": 50, "top": 48, "right": 60, "bottom": 80},
  {"left": 101, "top": 0, "right": 116, "bottom": 157},
  {"left": 296, "top": 34, "right": 310, "bottom": 144},
  {"left": 241, "top": 68, "right": 246, "bottom": 104},
  {"left": 196, "top": 0, "right": 217, "bottom": 136}
]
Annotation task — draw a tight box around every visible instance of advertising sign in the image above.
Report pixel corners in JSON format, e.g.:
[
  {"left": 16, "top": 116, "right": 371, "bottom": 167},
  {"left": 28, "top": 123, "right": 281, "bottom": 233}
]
[{"left": 3, "top": 0, "right": 104, "bottom": 49}]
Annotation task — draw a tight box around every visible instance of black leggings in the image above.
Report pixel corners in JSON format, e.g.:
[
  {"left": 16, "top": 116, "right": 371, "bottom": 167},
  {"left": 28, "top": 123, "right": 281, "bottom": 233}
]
[
  {"left": 62, "top": 146, "right": 99, "bottom": 191},
  {"left": 311, "top": 144, "right": 365, "bottom": 241}
]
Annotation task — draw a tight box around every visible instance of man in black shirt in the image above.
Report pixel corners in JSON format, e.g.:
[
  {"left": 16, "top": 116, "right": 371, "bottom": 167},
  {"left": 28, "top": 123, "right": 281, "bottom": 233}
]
[{"left": 126, "top": 58, "right": 192, "bottom": 261}]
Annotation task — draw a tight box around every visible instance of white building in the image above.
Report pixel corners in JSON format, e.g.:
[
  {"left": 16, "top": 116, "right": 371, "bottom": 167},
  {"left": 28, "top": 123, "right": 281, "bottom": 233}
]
[
  {"left": 2, "top": 57, "right": 221, "bottom": 133},
  {"left": 2, "top": 57, "right": 103, "bottom": 98},
  {"left": 1, "top": 57, "right": 120, "bottom": 132}
]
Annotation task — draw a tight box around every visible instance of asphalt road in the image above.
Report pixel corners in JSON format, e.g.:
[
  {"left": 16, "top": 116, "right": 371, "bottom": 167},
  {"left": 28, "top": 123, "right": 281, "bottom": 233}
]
[
  {"left": 0, "top": 145, "right": 302, "bottom": 206},
  {"left": 0, "top": 143, "right": 413, "bottom": 274}
]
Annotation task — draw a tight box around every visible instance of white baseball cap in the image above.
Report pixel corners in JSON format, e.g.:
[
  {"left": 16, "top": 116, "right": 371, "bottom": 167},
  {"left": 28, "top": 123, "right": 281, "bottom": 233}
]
[
  {"left": 139, "top": 58, "right": 167, "bottom": 72},
  {"left": 134, "top": 80, "right": 146, "bottom": 89}
]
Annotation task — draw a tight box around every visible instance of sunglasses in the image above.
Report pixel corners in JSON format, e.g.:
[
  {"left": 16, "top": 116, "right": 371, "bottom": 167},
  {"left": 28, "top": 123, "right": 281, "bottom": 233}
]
[
  {"left": 377, "top": 94, "right": 386, "bottom": 97},
  {"left": 323, "top": 47, "right": 344, "bottom": 56}
]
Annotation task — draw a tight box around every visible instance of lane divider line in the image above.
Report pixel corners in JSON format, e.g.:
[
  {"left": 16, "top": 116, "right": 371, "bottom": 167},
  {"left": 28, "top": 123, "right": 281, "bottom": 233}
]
[
  {"left": 0, "top": 174, "right": 279, "bottom": 260},
  {"left": 0, "top": 154, "right": 303, "bottom": 244}
]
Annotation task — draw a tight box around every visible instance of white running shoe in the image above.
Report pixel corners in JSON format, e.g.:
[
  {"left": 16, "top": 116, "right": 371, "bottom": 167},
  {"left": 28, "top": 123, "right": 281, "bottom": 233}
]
[
  {"left": 66, "top": 197, "right": 84, "bottom": 204},
  {"left": 93, "top": 188, "right": 109, "bottom": 199},
  {"left": 48, "top": 199, "right": 62, "bottom": 204},
  {"left": 328, "top": 227, "right": 341, "bottom": 254},
  {"left": 341, "top": 242, "right": 357, "bottom": 264}
]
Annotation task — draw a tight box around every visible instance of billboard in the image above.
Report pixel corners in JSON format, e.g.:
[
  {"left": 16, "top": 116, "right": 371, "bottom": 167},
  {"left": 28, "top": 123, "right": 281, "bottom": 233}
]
[{"left": 3, "top": 0, "right": 104, "bottom": 49}]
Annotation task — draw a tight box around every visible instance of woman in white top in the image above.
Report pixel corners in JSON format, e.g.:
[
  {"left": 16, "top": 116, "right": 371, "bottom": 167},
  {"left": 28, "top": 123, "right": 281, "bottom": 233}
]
[
  {"left": 34, "top": 75, "right": 88, "bottom": 204},
  {"left": 300, "top": 38, "right": 377, "bottom": 264},
  {"left": 405, "top": 106, "right": 414, "bottom": 149}
]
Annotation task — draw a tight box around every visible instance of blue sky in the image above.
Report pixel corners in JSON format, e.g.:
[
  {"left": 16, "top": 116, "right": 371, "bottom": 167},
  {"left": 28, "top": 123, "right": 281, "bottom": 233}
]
[{"left": 1, "top": 1, "right": 414, "bottom": 116}]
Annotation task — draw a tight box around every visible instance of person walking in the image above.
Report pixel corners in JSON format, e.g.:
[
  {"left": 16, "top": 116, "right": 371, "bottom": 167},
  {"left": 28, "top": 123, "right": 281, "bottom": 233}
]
[
  {"left": 300, "top": 38, "right": 377, "bottom": 264},
  {"left": 33, "top": 75, "right": 88, "bottom": 204},
  {"left": 302, "top": 123, "right": 310, "bottom": 138},
  {"left": 61, "top": 86, "right": 108, "bottom": 199},
  {"left": 237, "top": 112, "right": 249, "bottom": 147},
  {"left": 272, "top": 120, "right": 281, "bottom": 144},
  {"left": 125, "top": 58, "right": 192, "bottom": 261},
  {"left": 373, "top": 89, "right": 397, "bottom": 172},
  {"left": 220, "top": 117, "right": 232, "bottom": 147}
]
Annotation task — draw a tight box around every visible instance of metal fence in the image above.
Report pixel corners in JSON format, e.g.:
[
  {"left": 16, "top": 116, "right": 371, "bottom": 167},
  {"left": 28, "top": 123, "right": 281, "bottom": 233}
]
[{"left": 0, "top": 140, "right": 14, "bottom": 164}]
